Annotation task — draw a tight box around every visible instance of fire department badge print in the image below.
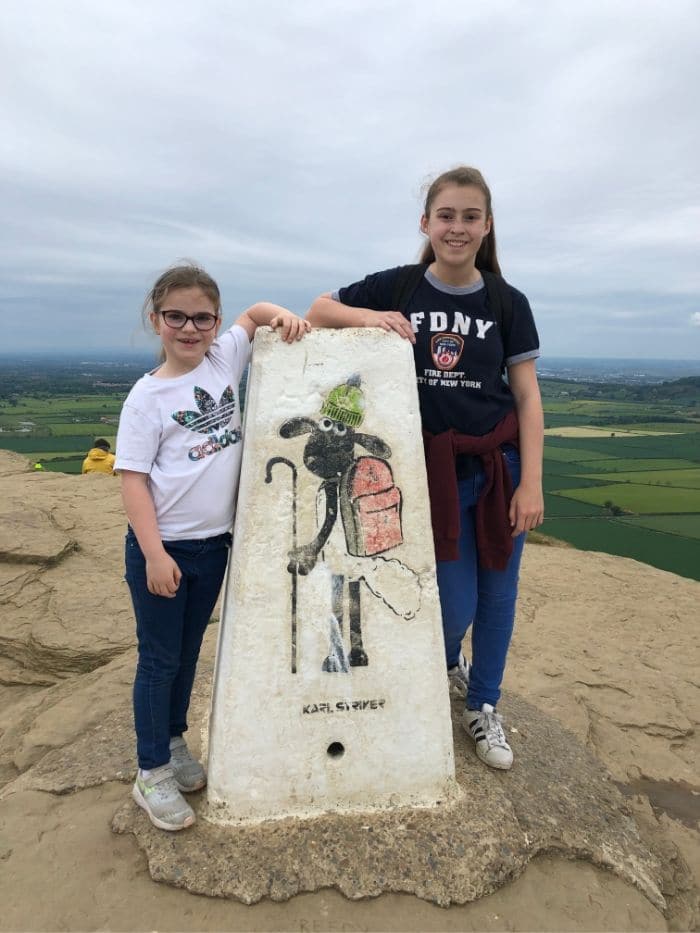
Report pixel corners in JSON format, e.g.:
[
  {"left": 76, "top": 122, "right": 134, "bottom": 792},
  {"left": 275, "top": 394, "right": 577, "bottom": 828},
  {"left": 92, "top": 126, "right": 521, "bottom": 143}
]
[{"left": 431, "top": 334, "right": 464, "bottom": 371}]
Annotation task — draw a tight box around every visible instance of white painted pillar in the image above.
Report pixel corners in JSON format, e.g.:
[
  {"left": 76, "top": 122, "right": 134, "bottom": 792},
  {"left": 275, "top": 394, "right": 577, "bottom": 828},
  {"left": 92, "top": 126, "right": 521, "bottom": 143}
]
[{"left": 206, "top": 329, "right": 456, "bottom": 824}]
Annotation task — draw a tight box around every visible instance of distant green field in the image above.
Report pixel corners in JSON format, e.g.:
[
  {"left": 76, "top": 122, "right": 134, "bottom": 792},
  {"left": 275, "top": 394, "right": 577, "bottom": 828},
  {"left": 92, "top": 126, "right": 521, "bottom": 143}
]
[
  {"left": 619, "top": 514, "right": 700, "bottom": 539},
  {"left": 42, "top": 422, "right": 117, "bottom": 437},
  {"left": 543, "top": 493, "right": 607, "bottom": 517},
  {"left": 544, "top": 433, "right": 700, "bottom": 459},
  {"left": 577, "top": 458, "right": 699, "bottom": 473},
  {"left": 543, "top": 459, "right": 594, "bottom": 475},
  {"left": 611, "top": 422, "right": 700, "bottom": 433},
  {"left": 540, "top": 516, "right": 700, "bottom": 581},
  {"left": 43, "top": 457, "right": 85, "bottom": 474},
  {"left": 543, "top": 475, "right": 610, "bottom": 491},
  {"left": 550, "top": 484, "right": 700, "bottom": 513},
  {"left": 22, "top": 448, "right": 89, "bottom": 459},
  {"left": 581, "top": 468, "right": 700, "bottom": 488},
  {"left": 538, "top": 407, "right": 700, "bottom": 579},
  {"left": 543, "top": 445, "right": 616, "bottom": 463},
  {"left": 543, "top": 412, "right": 593, "bottom": 427},
  {"left": 0, "top": 435, "right": 110, "bottom": 453},
  {"left": 543, "top": 400, "right": 651, "bottom": 415},
  {"left": 0, "top": 396, "right": 122, "bottom": 416}
]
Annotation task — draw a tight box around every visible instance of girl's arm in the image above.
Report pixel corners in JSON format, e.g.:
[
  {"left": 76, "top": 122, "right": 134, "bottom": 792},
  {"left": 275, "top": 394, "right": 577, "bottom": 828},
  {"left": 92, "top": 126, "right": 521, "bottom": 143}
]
[
  {"left": 508, "top": 359, "right": 545, "bottom": 537},
  {"left": 307, "top": 293, "right": 415, "bottom": 343},
  {"left": 121, "top": 470, "right": 182, "bottom": 597},
  {"left": 236, "top": 302, "right": 311, "bottom": 343}
]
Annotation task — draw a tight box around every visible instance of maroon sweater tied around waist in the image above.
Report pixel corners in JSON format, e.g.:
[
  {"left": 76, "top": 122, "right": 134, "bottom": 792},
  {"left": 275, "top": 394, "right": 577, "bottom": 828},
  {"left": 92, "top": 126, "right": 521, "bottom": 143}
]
[{"left": 422, "top": 410, "right": 519, "bottom": 570}]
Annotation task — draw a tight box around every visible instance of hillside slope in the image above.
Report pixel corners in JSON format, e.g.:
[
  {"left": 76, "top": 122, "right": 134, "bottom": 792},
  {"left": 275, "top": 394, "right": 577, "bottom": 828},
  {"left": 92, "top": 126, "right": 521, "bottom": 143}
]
[{"left": 0, "top": 450, "right": 697, "bottom": 931}]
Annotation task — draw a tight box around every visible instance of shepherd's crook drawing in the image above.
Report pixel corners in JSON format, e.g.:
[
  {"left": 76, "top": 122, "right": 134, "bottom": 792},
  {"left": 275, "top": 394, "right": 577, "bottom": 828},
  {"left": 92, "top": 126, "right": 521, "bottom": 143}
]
[{"left": 265, "top": 457, "right": 298, "bottom": 673}]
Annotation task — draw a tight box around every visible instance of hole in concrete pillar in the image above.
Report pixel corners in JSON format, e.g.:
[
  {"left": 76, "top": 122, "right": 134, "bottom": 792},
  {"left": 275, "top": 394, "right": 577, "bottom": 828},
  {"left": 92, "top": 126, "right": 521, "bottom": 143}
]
[{"left": 327, "top": 741, "right": 345, "bottom": 759}]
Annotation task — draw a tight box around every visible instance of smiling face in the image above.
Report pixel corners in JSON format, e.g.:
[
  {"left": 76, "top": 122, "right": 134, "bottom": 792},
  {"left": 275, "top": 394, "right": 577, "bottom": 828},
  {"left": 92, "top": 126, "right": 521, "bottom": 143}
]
[
  {"left": 420, "top": 183, "right": 492, "bottom": 284},
  {"left": 150, "top": 286, "right": 221, "bottom": 377}
]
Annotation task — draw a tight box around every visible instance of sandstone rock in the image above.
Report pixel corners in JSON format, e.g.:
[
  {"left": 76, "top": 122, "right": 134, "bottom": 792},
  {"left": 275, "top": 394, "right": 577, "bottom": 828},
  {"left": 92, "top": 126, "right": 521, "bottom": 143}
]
[
  {"left": 0, "top": 452, "right": 133, "bottom": 677},
  {"left": 0, "top": 448, "right": 698, "bottom": 930},
  {"left": 111, "top": 686, "right": 665, "bottom": 910}
]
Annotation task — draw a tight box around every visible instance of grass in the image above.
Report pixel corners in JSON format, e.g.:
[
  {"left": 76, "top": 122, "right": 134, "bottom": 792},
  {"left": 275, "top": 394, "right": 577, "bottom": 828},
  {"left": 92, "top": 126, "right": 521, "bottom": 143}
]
[
  {"left": 571, "top": 458, "right": 699, "bottom": 472},
  {"left": 543, "top": 493, "right": 608, "bottom": 517},
  {"left": 549, "top": 483, "right": 700, "bottom": 513},
  {"left": 539, "top": 516, "right": 700, "bottom": 581},
  {"left": 544, "top": 434, "right": 700, "bottom": 459},
  {"left": 543, "top": 475, "right": 611, "bottom": 491},
  {"left": 538, "top": 416, "right": 700, "bottom": 579},
  {"left": 542, "top": 445, "right": 616, "bottom": 462},
  {"left": 618, "top": 514, "right": 700, "bottom": 539},
  {"left": 42, "top": 457, "right": 86, "bottom": 474},
  {"left": 580, "top": 468, "right": 700, "bottom": 489},
  {"left": 0, "top": 435, "right": 112, "bottom": 453},
  {"left": 545, "top": 426, "right": 680, "bottom": 437}
]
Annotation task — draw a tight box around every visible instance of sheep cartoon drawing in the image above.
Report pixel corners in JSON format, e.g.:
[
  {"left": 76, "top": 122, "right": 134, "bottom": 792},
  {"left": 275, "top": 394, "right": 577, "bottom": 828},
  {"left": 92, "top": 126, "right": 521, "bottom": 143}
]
[{"left": 265, "top": 375, "right": 421, "bottom": 674}]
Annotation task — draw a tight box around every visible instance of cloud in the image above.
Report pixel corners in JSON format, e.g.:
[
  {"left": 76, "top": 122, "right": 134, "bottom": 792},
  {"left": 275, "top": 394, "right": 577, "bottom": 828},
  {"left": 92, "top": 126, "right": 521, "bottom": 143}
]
[
  {"left": 1, "top": 0, "right": 699, "bottom": 358},
  {"left": 691, "top": 312, "right": 700, "bottom": 327}
]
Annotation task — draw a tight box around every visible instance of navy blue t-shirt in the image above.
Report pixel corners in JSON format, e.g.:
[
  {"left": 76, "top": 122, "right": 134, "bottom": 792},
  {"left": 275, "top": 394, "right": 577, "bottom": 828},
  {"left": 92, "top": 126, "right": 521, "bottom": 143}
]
[{"left": 334, "top": 267, "right": 540, "bottom": 436}]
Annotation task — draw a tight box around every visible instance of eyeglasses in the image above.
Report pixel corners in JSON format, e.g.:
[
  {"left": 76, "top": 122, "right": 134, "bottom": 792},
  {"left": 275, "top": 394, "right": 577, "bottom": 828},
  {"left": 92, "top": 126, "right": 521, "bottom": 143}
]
[{"left": 159, "top": 310, "right": 219, "bottom": 331}]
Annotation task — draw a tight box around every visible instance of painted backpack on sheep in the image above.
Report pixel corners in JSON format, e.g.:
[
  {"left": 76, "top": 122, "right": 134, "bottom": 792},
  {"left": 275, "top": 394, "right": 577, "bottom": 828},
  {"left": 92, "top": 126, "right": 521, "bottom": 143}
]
[
  {"left": 340, "top": 455, "right": 403, "bottom": 557},
  {"left": 317, "top": 377, "right": 404, "bottom": 558}
]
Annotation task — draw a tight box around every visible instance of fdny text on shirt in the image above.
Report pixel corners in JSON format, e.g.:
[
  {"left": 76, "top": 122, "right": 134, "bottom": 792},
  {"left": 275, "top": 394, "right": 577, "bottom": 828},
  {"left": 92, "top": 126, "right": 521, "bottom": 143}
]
[{"left": 410, "top": 312, "right": 495, "bottom": 338}]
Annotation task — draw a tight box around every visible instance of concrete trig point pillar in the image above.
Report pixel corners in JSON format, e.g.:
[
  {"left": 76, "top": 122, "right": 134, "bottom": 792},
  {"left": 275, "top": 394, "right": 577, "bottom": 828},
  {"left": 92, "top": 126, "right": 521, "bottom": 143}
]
[{"left": 206, "top": 329, "right": 456, "bottom": 824}]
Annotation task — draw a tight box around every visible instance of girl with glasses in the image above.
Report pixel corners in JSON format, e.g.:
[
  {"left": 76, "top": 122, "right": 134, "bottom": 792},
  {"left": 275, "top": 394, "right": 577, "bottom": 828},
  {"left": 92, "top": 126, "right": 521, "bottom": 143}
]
[{"left": 115, "top": 263, "right": 310, "bottom": 830}]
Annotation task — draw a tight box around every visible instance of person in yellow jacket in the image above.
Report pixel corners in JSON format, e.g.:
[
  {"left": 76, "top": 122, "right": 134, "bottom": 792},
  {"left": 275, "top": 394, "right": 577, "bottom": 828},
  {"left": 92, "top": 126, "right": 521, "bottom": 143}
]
[{"left": 81, "top": 438, "right": 116, "bottom": 475}]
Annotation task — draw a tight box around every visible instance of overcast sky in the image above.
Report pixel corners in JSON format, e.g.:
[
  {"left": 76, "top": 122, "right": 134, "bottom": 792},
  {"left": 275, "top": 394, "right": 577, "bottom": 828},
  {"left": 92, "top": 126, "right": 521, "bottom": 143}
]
[{"left": 2, "top": 0, "right": 699, "bottom": 360}]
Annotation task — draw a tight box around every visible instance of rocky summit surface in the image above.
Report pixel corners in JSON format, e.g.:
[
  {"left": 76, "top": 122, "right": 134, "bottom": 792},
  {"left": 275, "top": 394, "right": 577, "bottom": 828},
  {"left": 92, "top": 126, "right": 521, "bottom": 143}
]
[{"left": 0, "top": 449, "right": 698, "bottom": 932}]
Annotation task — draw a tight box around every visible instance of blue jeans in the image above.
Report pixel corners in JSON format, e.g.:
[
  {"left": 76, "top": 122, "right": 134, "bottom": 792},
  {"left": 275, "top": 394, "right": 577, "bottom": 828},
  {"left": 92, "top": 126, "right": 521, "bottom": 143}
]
[
  {"left": 125, "top": 528, "right": 231, "bottom": 770},
  {"left": 436, "top": 446, "right": 525, "bottom": 710}
]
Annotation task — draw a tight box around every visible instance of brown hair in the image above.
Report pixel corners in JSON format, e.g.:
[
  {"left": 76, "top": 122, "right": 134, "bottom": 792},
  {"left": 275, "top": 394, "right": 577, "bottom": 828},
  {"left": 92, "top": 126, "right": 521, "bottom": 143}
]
[
  {"left": 143, "top": 262, "right": 221, "bottom": 363},
  {"left": 419, "top": 166, "right": 501, "bottom": 275},
  {"left": 142, "top": 262, "right": 221, "bottom": 327}
]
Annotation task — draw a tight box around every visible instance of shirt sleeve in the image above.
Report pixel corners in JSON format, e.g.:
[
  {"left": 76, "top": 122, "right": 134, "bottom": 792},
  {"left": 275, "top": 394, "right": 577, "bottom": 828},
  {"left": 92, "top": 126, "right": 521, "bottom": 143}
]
[
  {"left": 333, "top": 268, "right": 400, "bottom": 310},
  {"left": 504, "top": 287, "right": 540, "bottom": 366},
  {"left": 114, "top": 395, "right": 161, "bottom": 473},
  {"left": 215, "top": 323, "right": 253, "bottom": 379}
]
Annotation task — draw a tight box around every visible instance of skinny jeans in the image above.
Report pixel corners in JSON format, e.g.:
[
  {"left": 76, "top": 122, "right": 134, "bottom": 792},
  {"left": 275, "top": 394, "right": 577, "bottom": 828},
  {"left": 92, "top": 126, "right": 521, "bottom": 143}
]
[
  {"left": 124, "top": 528, "right": 231, "bottom": 770},
  {"left": 436, "top": 446, "right": 525, "bottom": 710}
]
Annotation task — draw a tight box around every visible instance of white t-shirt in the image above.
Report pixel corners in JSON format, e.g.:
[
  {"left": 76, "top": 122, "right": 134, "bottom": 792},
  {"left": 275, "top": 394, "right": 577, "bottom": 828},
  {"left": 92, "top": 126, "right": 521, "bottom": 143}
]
[{"left": 115, "top": 324, "right": 251, "bottom": 540}]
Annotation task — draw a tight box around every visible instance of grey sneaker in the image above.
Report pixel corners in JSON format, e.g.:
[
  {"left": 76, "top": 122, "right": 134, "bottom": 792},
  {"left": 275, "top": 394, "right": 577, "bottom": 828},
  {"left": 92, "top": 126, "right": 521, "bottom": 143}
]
[
  {"left": 463, "top": 704, "right": 513, "bottom": 770},
  {"left": 169, "top": 736, "right": 207, "bottom": 792},
  {"left": 132, "top": 764, "right": 195, "bottom": 831},
  {"left": 447, "top": 653, "right": 470, "bottom": 698}
]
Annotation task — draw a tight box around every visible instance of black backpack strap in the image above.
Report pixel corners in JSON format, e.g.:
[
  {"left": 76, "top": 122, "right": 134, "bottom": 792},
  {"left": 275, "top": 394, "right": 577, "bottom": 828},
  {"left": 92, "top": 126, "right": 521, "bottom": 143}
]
[
  {"left": 482, "top": 271, "right": 514, "bottom": 374},
  {"left": 391, "top": 263, "right": 429, "bottom": 312}
]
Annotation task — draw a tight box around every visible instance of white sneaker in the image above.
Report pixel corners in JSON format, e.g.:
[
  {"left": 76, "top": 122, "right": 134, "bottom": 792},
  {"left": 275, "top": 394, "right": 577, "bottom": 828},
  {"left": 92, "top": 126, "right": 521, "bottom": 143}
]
[
  {"left": 463, "top": 704, "right": 513, "bottom": 770},
  {"left": 447, "top": 653, "right": 470, "bottom": 698},
  {"left": 169, "top": 736, "right": 207, "bottom": 792},
  {"left": 132, "top": 764, "right": 195, "bottom": 831}
]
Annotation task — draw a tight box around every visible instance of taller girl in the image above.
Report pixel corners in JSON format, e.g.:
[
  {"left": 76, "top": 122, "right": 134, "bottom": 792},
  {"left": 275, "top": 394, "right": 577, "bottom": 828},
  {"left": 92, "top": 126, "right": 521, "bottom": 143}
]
[{"left": 307, "top": 166, "right": 544, "bottom": 770}]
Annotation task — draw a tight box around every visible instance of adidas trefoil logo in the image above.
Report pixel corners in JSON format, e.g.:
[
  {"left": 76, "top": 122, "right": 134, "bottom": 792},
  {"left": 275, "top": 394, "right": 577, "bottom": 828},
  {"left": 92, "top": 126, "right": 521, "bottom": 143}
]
[
  {"left": 171, "top": 386, "right": 242, "bottom": 462},
  {"left": 172, "top": 385, "right": 236, "bottom": 433}
]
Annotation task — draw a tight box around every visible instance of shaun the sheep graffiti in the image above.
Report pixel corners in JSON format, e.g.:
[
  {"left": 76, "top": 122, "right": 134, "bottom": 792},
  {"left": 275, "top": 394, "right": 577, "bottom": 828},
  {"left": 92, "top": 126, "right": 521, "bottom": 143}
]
[{"left": 265, "top": 375, "right": 421, "bottom": 674}]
